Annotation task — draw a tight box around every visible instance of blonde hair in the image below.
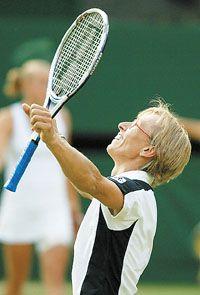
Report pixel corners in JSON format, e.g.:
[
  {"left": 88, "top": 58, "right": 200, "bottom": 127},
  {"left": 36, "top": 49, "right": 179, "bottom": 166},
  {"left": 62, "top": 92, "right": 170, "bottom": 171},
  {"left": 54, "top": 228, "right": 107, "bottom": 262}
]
[
  {"left": 138, "top": 99, "right": 191, "bottom": 187},
  {"left": 3, "top": 59, "right": 50, "bottom": 98}
]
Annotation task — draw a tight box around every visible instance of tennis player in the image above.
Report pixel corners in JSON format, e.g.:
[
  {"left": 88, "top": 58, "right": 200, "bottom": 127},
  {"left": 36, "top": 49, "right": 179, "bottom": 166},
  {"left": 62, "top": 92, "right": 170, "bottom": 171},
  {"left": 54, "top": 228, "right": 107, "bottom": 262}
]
[{"left": 23, "top": 100, "right": 191, "bottom": 294}]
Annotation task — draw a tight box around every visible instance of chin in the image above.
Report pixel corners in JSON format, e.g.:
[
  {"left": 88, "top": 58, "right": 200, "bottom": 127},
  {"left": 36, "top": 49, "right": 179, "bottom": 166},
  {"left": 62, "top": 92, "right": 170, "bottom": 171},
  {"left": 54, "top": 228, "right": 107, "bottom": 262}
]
[
  {"left": 106, "top": 143, "right": 110, "bottom": 152},
  {"left": 106, "top": 144, "right": 112, "bottom": 155},
  {"left": 107, "top": 144, "right": 116, "bottom": 160}
]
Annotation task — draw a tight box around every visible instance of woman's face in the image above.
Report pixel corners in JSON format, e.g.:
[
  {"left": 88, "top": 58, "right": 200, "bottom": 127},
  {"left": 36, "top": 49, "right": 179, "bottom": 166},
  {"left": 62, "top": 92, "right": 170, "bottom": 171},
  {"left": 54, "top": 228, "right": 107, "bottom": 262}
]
[
  {"left": 107, "top": 113, "right": 157, "bottom": 162},
  {"left": 20, "top": 64, "right": 49, "bottom": 105}
]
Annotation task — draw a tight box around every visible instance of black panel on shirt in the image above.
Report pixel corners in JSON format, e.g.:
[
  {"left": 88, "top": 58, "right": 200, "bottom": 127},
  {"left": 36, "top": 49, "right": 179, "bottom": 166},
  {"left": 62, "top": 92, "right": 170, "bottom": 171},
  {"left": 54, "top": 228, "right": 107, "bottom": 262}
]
[
  {"left": 107, "top": 176, "right": 153, "bottom": 195},
  {"left": 80, "top": 177, "right": 152, "bottom": 294},
  {"left": 80, "top": 207, "right": 137, "bottom": 295}
]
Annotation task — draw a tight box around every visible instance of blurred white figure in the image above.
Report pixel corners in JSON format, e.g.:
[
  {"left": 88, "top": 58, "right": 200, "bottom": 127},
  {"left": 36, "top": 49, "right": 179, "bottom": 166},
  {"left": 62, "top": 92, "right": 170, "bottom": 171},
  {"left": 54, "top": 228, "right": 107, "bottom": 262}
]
[{"left": 0, "top": 59, "right": 82, "bottom": 295}]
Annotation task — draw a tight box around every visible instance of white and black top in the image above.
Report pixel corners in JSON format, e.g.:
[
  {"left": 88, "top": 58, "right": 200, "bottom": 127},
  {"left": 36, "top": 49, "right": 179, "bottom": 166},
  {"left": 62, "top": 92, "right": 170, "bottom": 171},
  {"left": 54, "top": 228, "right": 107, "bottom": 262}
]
[{"left": 72, "top": 171, "right": 157, "bottom": 295}]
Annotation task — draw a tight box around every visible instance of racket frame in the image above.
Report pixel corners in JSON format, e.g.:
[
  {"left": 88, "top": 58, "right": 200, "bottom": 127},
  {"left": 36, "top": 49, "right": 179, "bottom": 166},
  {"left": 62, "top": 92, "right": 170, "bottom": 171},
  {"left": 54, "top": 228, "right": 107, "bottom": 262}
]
[
  {"left": 31, "top": 8, "right": 109, "bottom": 141},
  {"left": 5, "top": 8, "right": 109, "bottom": 190}
]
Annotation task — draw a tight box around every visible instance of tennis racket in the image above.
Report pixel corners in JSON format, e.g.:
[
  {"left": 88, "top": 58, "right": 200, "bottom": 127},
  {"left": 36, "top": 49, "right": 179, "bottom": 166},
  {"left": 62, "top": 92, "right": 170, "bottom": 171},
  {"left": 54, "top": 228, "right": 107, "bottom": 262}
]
[{"left": 4, "top": 8, "right": 109, "bottom": 192}]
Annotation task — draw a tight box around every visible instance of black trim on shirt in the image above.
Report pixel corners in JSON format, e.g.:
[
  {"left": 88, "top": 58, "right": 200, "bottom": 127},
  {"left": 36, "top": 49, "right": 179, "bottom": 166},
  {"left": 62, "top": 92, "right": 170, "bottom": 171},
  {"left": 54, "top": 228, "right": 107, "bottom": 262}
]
[{"left": 107, "top": 176, "right": 153, "bottom": 195}]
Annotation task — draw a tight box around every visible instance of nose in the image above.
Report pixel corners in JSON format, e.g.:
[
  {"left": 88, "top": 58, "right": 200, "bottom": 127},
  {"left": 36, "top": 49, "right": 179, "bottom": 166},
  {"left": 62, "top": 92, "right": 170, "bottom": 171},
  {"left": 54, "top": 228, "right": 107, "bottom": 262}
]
[{"left": 118, "top": 122, "right": 131, "bottom": 131}]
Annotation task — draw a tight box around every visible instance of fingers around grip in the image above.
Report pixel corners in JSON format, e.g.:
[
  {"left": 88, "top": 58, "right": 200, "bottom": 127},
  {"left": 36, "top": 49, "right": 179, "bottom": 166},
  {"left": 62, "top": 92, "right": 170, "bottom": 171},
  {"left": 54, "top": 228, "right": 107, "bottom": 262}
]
[
  {"left": 30, "top": 114, "right": 51, "bottom": 125},
  {"left": 33, "top": 121, "right": 52, "bottom": 133},
  {"left": 25, "top": 104, "right": 54, "bottom": 138},
  {"left": 31, "top": 116, "right": 53, "bottom": 133},
  {"left": 30, "top": 105, "right": 51, "bottom": 126},
  {"left": 30, "top": 104, "right": 51, "bottom": 117}
]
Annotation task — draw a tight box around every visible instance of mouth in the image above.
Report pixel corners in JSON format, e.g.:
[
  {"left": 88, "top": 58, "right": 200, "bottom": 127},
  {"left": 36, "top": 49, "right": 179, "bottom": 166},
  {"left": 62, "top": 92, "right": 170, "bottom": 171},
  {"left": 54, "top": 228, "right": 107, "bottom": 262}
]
[{"left": 114, "top": 133, "right": 122, "bottom": 140}]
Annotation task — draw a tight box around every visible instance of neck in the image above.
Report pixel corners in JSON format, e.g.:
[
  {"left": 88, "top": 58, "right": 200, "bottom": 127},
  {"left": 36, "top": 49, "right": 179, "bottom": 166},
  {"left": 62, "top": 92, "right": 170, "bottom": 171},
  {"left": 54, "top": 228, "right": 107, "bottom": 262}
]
[
  {"left": 111, "top": 156, "right": 151, "bottom": 176},
  {"left": 111, "top": 161, "right": 139, "bottom": 176}
]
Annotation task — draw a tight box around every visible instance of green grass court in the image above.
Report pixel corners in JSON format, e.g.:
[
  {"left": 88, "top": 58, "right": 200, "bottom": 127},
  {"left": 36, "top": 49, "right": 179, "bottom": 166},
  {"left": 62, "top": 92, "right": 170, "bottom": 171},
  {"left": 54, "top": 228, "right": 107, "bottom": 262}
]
[{"left": 0, "top": 281, "right": 199, "bottom": 294}]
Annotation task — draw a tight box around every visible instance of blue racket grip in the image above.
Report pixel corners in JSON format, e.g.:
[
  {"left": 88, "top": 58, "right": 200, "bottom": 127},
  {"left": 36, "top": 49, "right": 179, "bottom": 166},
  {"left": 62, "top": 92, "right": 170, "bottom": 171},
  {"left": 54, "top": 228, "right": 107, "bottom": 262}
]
[{"left": 4, "top": 139, "right": 38, "bottom": 192}]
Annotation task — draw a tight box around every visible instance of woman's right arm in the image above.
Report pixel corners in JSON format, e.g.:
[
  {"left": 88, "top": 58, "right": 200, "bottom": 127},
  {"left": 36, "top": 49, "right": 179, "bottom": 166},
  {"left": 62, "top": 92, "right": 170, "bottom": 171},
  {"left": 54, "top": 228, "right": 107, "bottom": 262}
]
[{"left": 0, "top": 107, "right": 12, "bottom": 172}]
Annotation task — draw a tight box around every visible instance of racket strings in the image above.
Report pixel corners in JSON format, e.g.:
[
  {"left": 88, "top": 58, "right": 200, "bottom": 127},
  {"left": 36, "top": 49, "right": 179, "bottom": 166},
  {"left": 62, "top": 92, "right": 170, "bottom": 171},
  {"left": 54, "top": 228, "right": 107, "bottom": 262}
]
[{"left": 52, "top": 12, "right": 104, "bottom": 98}]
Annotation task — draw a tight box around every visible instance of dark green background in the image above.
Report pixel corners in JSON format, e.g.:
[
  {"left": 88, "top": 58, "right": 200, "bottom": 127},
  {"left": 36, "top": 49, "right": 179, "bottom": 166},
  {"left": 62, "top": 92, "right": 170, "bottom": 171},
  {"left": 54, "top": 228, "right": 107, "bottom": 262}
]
[{"left": 0, "top": 13, "right": 200, "bottom": 283}]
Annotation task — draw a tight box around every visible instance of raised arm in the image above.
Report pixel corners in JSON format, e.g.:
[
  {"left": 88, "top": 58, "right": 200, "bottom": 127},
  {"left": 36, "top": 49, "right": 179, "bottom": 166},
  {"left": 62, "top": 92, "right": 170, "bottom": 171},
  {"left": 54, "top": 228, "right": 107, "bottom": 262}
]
[
  {"left": 62, "top": 108, "right": 83, "bottom": 233},
  {"left": 23, "top": 103, "right": 124, "bottom": 212},
  {"left": 0, "top": 107, "right": 12, "bottom": 172}
]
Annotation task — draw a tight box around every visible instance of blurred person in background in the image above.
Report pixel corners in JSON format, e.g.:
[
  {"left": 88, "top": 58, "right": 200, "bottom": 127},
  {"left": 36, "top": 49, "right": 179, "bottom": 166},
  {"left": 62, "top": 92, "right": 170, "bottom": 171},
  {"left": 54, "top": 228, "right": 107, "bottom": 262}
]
[
  {"left": 179, "top": 117, "right": 200, "bottom": 142},
  {"left": 0, "top": 59, "right": 82, "bottom": 295},
  {"left": 179, "top": 116, "right": 200, "bottom": 283}
]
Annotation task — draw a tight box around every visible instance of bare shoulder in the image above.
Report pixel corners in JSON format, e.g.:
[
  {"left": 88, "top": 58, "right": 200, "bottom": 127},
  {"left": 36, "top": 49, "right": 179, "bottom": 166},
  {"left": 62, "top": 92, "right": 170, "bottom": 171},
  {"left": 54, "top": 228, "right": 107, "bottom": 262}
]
[
  {"left": 0, "top": 106, "right": 13, "bottom": 170},
  {"left": 0, "top": 106, "right": 13, "bottom": 133}
]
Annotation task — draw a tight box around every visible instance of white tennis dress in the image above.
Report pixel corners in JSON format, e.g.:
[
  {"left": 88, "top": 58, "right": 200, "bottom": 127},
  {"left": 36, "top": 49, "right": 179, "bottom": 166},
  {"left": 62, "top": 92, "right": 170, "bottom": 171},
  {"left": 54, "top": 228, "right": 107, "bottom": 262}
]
[{"left": 0, "top": 103, "right": 73, "bottom": 250}]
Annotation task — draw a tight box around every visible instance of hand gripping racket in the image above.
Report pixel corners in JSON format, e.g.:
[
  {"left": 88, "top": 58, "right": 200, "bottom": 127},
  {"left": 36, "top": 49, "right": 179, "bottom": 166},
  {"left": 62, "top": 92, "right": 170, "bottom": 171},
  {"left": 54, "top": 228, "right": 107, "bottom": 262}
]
[{"left": 4, "top": 8, "right": 109, "bottom": 192}]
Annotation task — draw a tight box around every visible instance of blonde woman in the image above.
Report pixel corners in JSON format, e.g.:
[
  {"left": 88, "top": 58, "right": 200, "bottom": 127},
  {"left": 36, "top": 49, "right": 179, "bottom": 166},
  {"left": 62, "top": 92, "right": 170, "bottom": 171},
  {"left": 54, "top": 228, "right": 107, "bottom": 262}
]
[
  {"left": 0, "top": 60, "right": 82, "bottom": 295},
  {"left": 23, "top": 99, "right": 191, "bottom": 294}
]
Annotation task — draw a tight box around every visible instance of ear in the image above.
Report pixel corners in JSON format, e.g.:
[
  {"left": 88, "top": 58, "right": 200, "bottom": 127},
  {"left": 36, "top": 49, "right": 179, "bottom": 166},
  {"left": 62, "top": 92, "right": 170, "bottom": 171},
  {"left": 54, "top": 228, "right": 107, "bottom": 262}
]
[{"left": 140, "top": 145, "right": 156, "bottom": 158}]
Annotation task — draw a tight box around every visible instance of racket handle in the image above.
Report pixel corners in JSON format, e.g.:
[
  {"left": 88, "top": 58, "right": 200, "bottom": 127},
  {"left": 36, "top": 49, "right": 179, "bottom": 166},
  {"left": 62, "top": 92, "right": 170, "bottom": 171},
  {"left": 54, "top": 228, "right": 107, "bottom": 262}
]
[{"left": 4, "top": 139, "right": 39, "bottom": 192}]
